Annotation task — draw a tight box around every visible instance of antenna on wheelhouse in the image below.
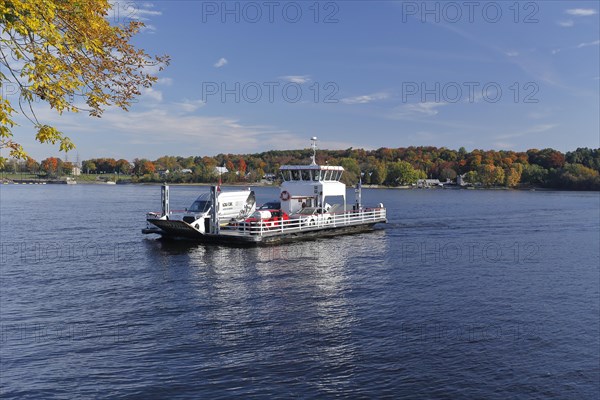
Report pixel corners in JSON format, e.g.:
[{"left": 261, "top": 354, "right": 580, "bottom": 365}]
[{"left": 310, "top": 137, "right": 318, "bottom": 165}]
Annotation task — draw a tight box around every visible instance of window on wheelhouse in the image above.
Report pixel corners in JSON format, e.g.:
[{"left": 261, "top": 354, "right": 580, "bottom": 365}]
[{"left": 280, "top": 170, "right": 293, "bottom": 181}]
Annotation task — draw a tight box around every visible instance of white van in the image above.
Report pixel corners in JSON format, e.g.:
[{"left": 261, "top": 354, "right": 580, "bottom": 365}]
[{"left": 176, "top": 189, "right": 256, "bottom": 233}]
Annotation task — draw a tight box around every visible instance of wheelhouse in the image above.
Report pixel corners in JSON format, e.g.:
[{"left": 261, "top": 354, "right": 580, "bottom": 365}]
[
  {"left": 279, "top": 165, "right": 347, "bottom": 215},
  {"left": 279, "top": 165, "right": 344, "bottom": 182}
]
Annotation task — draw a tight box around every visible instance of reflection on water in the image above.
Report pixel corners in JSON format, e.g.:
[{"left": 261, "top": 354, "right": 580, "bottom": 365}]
[{"left": 143, "top": 233, "right": 390, "bottom": 390}]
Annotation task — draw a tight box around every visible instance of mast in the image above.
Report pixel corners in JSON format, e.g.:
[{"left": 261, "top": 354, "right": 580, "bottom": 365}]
[
  {"left": 161, "top": 184, "right": 170, "bottom": 217},
  {"left": 310, "top": 137, "right": 318, "bottom": 165},
  {"left": 210, "top": 186, "right": 220, "bottom": 234},
  {"left": 355, "top": 173, "right": 362, "bottom": 210}
]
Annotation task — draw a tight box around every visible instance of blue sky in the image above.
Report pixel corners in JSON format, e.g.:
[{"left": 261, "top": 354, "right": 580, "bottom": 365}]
[{"left": 6, "top": 0, "right": 600, "bottom": 160}]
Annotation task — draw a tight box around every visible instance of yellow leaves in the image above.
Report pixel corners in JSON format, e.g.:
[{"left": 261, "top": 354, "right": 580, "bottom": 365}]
[
  {"left": 35, "top": 124, "right": 76, "bottom": 153},
  {"left": 35, "top": 124, "right": 63, "bottom": 144},
  {"left": 0, "top": 126, "right": 12, "bottom": 139},
  {"left": 0, "top": 139, "right": 27, "bottom": 163},
  {"left": 59, "top": 136, "right": 75, "bottom": 152},
  {"left": 1, "top": 0, "right": 169, "bottom": 159},
  {"left": 0, "top": 98, "right": 16, "bottom": 127},
  {"left": 9, "top": 143, "right": 28, "bottom": 160}
]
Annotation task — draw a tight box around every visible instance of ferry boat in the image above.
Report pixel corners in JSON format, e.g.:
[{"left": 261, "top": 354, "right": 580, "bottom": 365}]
[{"left": 142, "top": 138, "right": 386, "bottom": 245}]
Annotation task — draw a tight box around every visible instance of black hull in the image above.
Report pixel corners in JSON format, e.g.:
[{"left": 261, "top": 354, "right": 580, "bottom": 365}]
[{"left": 144, "top": 218, "right": 384, "bottom": 246}]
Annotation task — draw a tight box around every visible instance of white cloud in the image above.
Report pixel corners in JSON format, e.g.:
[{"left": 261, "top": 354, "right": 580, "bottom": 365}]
[
  {"left": 157, "top": 77, "right": 173, "bottom": 86},
  {"left": 528, "top": 110, "right": 551, "bottom": 120},
  {"left": 140, "top": 63, "right": 164, "bottom": 76},
  {"left": 140, "top": 24, "right": 157, "bottom": 33},
  {"left": 492, "top": 124, "right": 558, "bottom": 149},
  {"left": 467, "top": 84, "right": 500, "bottom": 104},
  {"left": 390, "top": 102, "right": 447, "bottom": 118},
  {"left": 505, "top": 51, "right": 519, "bottom": 57},
  {"left": 552, "top": 39, "right": 600, "bottom": 55},
  {"left": 279, "top": 75, "right": 311, "bottom": 84},
  {"left": 108, "top": 1, "right": 162, "bottom": 23},
  {"left": 214, "top": 58, "right": 228, "bottom": 68},
  {"left": 135, "top": 9, "right": 162, "bottom": 17},
  {"left": 495, "top": 124, "right": 557, "bottom": 140},
  {"left": 173, "top": 99, "right": 206, "bottom": 113},
  {"left": 341, "top": 92, "right": 389, "bottom": 105},
  {"left": 577, "top": 40, "right": 600, "bottom": 48},
  {"left": 102, "top": 110, "right": 301, "bottom": 155},
  {"left": 12, "top": 100, "right": 300, "bottom": 158},
  {"left": 141, "top": 87, "right": 163, "bottom": 102},
  {"left": 565, "top": 8, "right": 597, "bottom": 16},
  {"left": 406, "top": 102, "right": 445, "bottom": 116},
  {"left": 557, "top": 20, "right": 574, "bottom": 27},
  {"left": 130, "top": 6, "right": 163, "bottom": 21}
]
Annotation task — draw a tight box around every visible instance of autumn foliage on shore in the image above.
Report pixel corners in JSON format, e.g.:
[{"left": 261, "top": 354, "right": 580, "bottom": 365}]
[{"left": 3, "top": 147, "right": 599, "bottom": 190}]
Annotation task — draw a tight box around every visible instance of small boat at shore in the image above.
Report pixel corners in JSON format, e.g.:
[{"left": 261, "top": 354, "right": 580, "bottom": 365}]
[{"left": 142, "top": 138, "right": 387, "bottom": 245}]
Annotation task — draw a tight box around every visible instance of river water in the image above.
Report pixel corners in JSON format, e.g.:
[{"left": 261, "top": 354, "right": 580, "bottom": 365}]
[{"left": 1, "top": 185, "right": 598, "bottom": 398}]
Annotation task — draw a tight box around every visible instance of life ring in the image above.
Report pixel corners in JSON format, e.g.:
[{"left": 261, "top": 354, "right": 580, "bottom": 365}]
[{"left": 280, "top": 191, "right": 291, "bottom": 201}]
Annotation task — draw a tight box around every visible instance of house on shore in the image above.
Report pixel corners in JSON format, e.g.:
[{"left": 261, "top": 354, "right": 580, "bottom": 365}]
[
  {"left": 416, "top": 179, "right": 443, "bottom": 188},
  {"left": 214, "top": 166, "right": 228, "bottom": 176}
]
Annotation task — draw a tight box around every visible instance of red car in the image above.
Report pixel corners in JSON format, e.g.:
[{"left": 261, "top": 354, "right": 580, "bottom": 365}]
[{"left": 238, "top": 209, "right": 290, "bottom": 231}]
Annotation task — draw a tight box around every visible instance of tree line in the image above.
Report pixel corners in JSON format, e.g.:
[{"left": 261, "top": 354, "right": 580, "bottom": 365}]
[{"left": 2, "top": 147, "right": 599, "bottom": 190}]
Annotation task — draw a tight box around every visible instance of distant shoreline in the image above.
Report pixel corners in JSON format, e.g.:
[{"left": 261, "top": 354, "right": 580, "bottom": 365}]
[
  {"left": 2, "top": 178, "right": 582, "bottom": 191},
  {"left": 100, "top": 181, "right": 570, "bottom": 191}
]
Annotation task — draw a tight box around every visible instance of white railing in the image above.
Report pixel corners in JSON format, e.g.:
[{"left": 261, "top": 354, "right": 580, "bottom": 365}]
[{"left": 221, "top": 207, "right": 386, "bottom": 237}]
